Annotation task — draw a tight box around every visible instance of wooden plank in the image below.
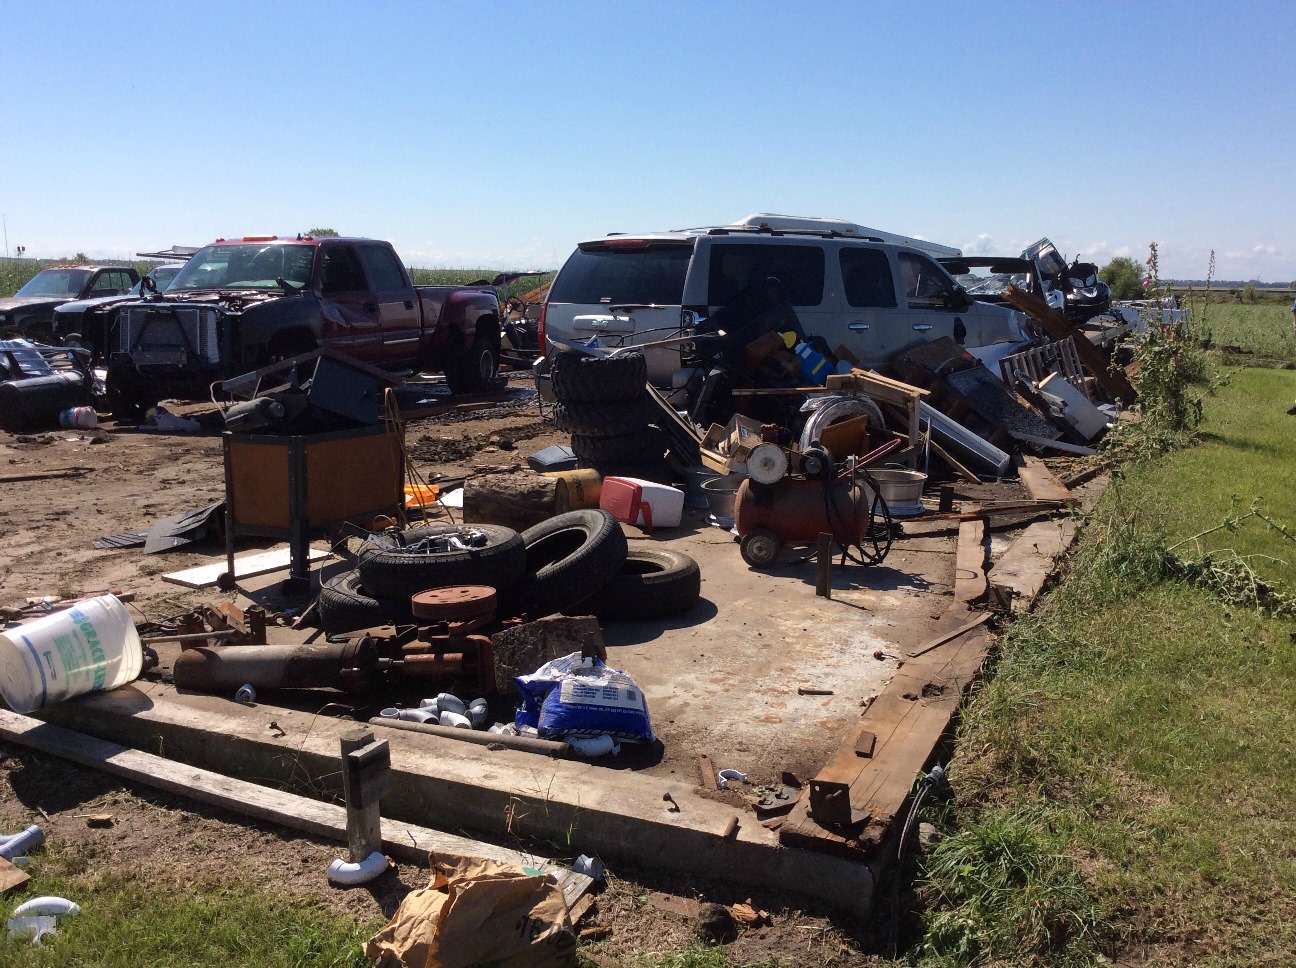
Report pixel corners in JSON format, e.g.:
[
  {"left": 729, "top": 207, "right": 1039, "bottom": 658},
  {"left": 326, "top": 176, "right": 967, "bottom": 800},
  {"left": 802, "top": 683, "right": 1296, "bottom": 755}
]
[
  {"left": 906, "top": 611, "right": 991, "bottom": 657},
  {"left": 953, "top": 518, "right": 989, "bottom": 604},
  {"left": 162, "top": 547, "right": 331, "bottom": 588},
  {"left": 0, "top": 857, "right": 29, "bottom": 894},
  {"left": 0, "top": 466, "right": 93, "bottom": 484},
  {"left": 780, "top": 606, "right": 992, "bottom": 858},
  {"left": 1014, "top": 454, "right": 1072, "bottom": 503},
  {"left": 0, "top": 708, "right": 590, "bottom": 906},
  {"left": 989, "top": 519, "right": 1079, "bottom": 613},
  {"left": 927, "top": 437, "right": 981, "bottom": 485},
  {"left": 1001, "top": 285, "right": 1137, "bottom": 403},
  {"left": 696, "top": 754, "right": 719, "bottom": 791}
]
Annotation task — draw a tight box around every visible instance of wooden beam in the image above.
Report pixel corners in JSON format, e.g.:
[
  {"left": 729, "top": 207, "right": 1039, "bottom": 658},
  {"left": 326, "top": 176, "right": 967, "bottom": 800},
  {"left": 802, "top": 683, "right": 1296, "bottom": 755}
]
[
  {"left": 0, "top": 709, "right": 592, "bottom": 906},
  {"left": 989, "top": 519, "right": 1079, "bottom": 614},
  {"left": 953, "top": 518, "right": 989, "bottom": 604},
  {"left": 1001, "top": 286, "right": 1137, "bottom": 403},
  {"left": 1014, "top": 454, "right": 1072, "bottom": 503},
  {"left": 907, "top": 611, "right": 991, "bottom": 657}
]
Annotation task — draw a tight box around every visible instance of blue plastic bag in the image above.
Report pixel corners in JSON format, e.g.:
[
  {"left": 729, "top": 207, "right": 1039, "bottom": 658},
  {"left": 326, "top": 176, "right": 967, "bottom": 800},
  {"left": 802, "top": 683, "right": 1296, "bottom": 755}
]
[{"left": 514, "top": 652, "right": 653, "bottom": 743}]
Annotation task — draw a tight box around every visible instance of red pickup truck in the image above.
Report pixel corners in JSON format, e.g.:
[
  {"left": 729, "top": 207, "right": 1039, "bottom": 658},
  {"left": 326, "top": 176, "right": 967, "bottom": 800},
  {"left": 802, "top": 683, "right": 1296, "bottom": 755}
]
[{"left": 105, "top": 236, "right": 501, "bottom": 413}]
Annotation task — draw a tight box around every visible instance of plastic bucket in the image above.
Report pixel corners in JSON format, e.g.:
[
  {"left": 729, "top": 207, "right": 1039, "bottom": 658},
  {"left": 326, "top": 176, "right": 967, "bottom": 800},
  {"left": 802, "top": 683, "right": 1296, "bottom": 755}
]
[{"left": 0, "top": 595, "right": 143, "bottom": 713}]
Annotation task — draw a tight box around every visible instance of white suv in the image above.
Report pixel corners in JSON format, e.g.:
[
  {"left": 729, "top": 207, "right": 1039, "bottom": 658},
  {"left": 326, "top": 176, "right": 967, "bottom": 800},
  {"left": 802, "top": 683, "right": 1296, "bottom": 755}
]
[{"left": 539, "top": 215, "right": 1030, "bottom": 384}]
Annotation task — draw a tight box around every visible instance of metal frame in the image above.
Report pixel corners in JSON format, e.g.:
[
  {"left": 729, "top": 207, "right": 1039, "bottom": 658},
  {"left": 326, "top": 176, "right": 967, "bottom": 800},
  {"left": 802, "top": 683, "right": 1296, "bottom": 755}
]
[{"left": 998, "top": 338, "right": 1091, "bottom": 400}]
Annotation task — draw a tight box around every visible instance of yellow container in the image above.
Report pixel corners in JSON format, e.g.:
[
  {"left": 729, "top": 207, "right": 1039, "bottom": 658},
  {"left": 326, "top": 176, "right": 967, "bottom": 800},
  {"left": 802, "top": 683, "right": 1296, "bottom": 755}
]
[
  {"left": 546, "top": 469, "right": 602, "bottom": 512},
  {"left": 404, "top": 482, "right": 441, "bottom": 509}
]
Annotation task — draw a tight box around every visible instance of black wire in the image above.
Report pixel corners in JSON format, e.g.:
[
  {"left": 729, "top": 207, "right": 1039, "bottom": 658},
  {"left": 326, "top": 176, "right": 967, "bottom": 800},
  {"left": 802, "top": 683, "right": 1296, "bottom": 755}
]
[{"left": 821, "top": 464, "right": 893, "bottom": 567}]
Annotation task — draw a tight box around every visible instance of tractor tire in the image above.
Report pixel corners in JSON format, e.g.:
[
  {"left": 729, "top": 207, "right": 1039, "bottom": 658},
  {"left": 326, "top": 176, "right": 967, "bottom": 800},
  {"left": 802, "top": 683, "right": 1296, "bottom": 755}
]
[
  {"left": 570, "top": 427, "right": 667, "bottom": 464},
  {"left": 510, "top": 509, "right": 627, "bottom": 618},
  {"left": 550, "top": 351, "right": 647, "bottom": 403},
  {"left": 356, "top": 523, "right": 526, "bottom": 603},
  {"left": 552, "top": 398, "right": 652, "bottom": 436},
  {"left": 319, "top": 570, "right": 410, "bottom": 634},
  {"left": 570, "top": 549, "right": 701, "bottom": 621}
]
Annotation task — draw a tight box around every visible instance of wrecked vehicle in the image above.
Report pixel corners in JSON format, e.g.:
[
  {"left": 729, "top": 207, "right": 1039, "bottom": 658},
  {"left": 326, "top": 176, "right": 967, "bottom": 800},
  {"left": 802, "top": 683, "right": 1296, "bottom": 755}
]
[
  {"left": 0, "top": 265, "right": 140, "bottom": 342},
  {"left": 537, "top": 214, "right": 1030, "bottom": 388},
  {"left": 938, "top": 256, "right": 1051, "bottom": 307},
  {"left": 1020, "top": 238, "right": 1111, "bottom": 323},
  {"left": 104, "top": 236, "right": 501, "bottom": 415},
  {"left": 50, "top": 263, "right": 185, "bottom": 358}
]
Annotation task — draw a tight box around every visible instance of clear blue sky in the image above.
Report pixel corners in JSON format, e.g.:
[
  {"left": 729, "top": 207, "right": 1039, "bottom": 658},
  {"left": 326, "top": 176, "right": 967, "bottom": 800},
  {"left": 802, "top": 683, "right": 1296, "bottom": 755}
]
[{"left": 3, "top": 0, "right": 1293, "bottom": 281}]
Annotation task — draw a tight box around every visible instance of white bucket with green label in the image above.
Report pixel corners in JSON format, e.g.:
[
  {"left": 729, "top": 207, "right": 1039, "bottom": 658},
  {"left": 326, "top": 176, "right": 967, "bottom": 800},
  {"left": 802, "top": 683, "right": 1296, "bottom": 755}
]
[{"left": 0, "top": 595, "right": 143, "bottom": 713}]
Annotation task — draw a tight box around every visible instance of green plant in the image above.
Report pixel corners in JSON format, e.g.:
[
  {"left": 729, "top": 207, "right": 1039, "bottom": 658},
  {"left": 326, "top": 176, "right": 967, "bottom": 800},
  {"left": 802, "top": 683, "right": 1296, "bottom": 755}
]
[
  {"left": 919, "top": 804, "right": 1103, "bottom": 966},
  {"left": 1099, "top": 256, "right": 1145, "bottom": 300}
]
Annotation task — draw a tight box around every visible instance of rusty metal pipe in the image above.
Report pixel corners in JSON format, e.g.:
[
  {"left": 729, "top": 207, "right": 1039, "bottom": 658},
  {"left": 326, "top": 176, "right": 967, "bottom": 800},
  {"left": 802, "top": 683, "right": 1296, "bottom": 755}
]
[
  {"left": 368, "top": 717, "right": 573, "bottom": 758},
  {"left": 173, "top": 642, "right": 351, "bottom": 693}
]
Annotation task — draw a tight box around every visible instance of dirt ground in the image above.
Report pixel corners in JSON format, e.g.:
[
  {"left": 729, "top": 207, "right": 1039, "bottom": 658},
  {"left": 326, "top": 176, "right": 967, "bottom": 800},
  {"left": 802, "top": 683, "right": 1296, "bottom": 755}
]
[
  {"left": 0, "top": 373, "right": 916, "bottom": 963},
  {"left": 0, "top": 370, "right": 1073, "bottom": 964}
]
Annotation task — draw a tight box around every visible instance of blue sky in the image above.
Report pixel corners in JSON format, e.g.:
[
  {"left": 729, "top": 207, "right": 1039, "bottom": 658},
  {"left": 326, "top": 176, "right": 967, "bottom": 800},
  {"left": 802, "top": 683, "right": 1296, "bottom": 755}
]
[{"left": 3, "top": 1, "right": 1293, "bottom": 280}]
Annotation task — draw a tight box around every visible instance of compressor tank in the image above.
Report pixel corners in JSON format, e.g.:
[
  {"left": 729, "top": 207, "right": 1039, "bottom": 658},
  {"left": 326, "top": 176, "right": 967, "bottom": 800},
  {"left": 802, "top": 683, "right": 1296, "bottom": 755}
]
[{"left": 734, "top": 477, "right": 876, "bottom": 545}]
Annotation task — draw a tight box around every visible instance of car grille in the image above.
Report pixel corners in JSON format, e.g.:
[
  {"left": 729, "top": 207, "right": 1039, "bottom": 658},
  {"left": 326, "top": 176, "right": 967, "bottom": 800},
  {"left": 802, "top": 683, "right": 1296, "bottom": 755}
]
[{"left": 118, "top": 306, "right": 221, "bottom": 364}]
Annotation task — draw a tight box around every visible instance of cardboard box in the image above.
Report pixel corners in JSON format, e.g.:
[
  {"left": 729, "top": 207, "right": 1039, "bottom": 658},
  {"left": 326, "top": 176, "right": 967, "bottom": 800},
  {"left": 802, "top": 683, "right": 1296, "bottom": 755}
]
[{"left": 700, "top": 414, "right": 764, "bottom": 474}]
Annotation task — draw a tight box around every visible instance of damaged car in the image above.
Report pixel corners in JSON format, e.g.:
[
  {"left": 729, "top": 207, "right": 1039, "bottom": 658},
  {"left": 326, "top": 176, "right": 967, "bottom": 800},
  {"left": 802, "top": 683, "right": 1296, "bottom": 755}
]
[
  {"left": 0, "top": 265, "right": 140, "bottom": 342},
  {"left": 50, "top": 263, "right": 185, "bottom": 358}
]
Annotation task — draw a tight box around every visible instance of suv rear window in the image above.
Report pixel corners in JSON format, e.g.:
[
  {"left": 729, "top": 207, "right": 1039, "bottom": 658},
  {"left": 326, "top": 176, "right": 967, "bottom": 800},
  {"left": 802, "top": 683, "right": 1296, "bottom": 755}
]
[
  {"left": 708, "top": 244, "right": 825, "bottom": 307},
  {"left": 549, "top": 243, "right": 692, "bottom": 305},
  {"left": 840, "top": 248, "right": 896, "bottom": 308}
]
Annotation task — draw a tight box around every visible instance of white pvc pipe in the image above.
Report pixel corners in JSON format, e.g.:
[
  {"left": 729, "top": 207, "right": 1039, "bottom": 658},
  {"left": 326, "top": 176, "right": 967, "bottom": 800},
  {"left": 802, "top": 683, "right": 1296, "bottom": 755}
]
[
  {"left": 327, "top": 851, "right": 389, "bottom": 886},
  {"left": 0, "top": 825, "right": 44, "bottom": 860},
  {"left": 12, "top": 897, "right": 80, "bottom": 918}
]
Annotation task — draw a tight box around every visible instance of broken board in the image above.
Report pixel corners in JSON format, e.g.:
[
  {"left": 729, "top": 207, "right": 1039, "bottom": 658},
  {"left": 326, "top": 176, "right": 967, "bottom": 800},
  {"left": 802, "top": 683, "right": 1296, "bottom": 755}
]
[
  {"left": 989, "top": 519, "right": 1079, "bottom": 613},
  {"left": 1014, "top": 455, "right": 1072, "bottom": 504},
  {"left": 953, "top": 518, "right": 989, "bottom": 604},
  {"left": 162, "top": 547, "right": 331, "bottom": 589}
]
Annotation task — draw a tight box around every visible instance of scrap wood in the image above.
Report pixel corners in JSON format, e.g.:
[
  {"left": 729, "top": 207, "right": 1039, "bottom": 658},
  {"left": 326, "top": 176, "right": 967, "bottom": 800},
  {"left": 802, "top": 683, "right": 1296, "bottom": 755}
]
[
  {"left": 569, "top": 893, "right": 598, "bottom": 925},
  {"left": 0, "top": 707, "right": 593, "bottom": 907},
  {"left": 161, "top": 546, "right": 331, "bottom": 589},
  {"left": 1002, "top": 285, "right": 1137, "bottom": 403},
  {"left": 731, "top": 902, "right": 773, "bottom": 927},
  {"left": 988, "top": 518, "right": 1080, "bottom": 614},
  {"left": 0, "top": 466, "right": 93, "bottom": 483},
  {"left": 907, "top": 611, "right": 992, "bottom": 657},
  {"left": 1014, "top": 454, "right": 1072, "bottom": 503},
  {"left": 696, "top": 754, "right": 719, "bottom": 791},
  {"left": 954, "top": 518, "right": 989, "bottom": 604},
  {"left": 0, "top": 857, "right": 29, "bottom": 894}
]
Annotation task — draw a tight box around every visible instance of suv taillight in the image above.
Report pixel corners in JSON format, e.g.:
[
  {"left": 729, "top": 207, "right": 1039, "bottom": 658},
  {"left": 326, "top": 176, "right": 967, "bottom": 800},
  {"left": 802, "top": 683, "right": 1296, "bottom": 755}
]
[{"left": 537, "top": 301, "right": 547, "bottom": 350}]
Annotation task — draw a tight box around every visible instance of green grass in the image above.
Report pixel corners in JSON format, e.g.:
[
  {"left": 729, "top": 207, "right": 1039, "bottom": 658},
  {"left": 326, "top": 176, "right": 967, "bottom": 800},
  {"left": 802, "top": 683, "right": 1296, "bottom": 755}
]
[
  {"left": 922, "top": 364, "right": 1296, "bottom": 965},
  {"left": 0, "top": 861, "right": 374, "bottom": 967},
  {"left": 1185, "top": 300, "right": 1296, "bottom": 363}
]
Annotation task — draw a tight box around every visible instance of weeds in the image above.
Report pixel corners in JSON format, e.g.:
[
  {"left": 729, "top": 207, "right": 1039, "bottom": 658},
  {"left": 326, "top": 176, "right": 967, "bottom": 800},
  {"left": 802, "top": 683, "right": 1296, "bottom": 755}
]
[{"left": 919, "top": 804, "right": 1103, "bottom": 966}]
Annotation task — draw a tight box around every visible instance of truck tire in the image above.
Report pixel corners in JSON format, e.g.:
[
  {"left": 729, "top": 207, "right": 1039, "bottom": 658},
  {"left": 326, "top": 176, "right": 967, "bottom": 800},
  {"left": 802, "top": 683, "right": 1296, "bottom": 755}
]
[
  {"left": 356, "top": 523, "right": 526, "bottom": 602},
  {"left": 570, "top": 427, "right": 667, "bottom": 464},
  {"left": 569, "top": 549, "right": 701, "bottom": 621},
  {"left": 552, "top": 399, "right": 652, "bottom": 437},
  {"left": 319, "top": 571, "right": 410, "bottom": 634},
  {"left": 550, "top": 351, "right": 647, "bottom": 403},
  {"left": 105, "top": 368, "right": 155, "bottom": 420},
  {"left": 446, "top": 334, "right": 499, "bottom": 395},
  {"left": 510, "top": 509, "right": 627, "bottom": 618}
]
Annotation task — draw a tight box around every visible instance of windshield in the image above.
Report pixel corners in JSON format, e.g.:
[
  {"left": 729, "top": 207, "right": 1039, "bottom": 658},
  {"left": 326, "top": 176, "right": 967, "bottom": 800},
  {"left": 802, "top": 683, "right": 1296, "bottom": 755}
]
[
  {"left": 965, "top": 270, "right": 1032, "bottom": 296},
  {"left": 152, "top": 265, "right": 182, "bottom": 290},
  {"left": 167, "top": 243, "right": 315, "bottom": 291},
  {"left": 548, "top": 243, "right": 692, "bottom": 306},
  {"left": 15, "top": 269, "right": 91, "bottom": 299}
]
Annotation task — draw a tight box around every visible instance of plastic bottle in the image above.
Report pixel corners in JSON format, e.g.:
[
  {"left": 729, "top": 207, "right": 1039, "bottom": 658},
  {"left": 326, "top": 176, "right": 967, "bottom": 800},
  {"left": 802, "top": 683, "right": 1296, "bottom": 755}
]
[{"left": 794, "top": 342, "right": 831, "bottom": 386}]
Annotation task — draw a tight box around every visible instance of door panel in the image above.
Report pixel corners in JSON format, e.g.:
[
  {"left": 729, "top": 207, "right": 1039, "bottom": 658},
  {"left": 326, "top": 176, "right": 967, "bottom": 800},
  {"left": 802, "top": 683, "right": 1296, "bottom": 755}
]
[
  {"left": 359, "top": 244, "right": 421, "bottom": 364},
  {"left": 318, "top": 243, "right": 382, "bottom": 358}
]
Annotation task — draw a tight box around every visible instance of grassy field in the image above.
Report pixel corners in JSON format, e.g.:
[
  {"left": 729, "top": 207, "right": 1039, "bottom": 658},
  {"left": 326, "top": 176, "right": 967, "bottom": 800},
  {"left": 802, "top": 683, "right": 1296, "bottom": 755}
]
[{"left": 919, "top": 364, "right": 1296, "bottom": 966}]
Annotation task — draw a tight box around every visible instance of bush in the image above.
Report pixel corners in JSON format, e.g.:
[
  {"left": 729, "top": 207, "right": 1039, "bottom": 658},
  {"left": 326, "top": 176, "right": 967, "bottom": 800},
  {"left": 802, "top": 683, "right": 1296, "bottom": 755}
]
[{"left": 1100, "top": 257, "right": 1145, "bottom": 300}]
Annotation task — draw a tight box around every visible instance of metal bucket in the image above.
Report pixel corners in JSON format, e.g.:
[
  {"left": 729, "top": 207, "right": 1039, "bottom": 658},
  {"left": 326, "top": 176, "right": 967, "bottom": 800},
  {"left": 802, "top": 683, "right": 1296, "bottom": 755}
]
[
  {"left": 701, "top": 474, "right": 744, "bottom": 524},
  {"left": 866, "top": 467, "right": 927, "bottom": 517}
]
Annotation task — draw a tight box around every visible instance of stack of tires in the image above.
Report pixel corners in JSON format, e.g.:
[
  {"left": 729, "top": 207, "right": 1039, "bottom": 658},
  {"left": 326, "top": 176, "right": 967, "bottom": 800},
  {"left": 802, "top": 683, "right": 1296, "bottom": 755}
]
[
  {"left": 549, "top": 351, "right": 669, "bottom": 480},
  {"left": 318, "top": 510, "right": 702, "bottom": 635}
]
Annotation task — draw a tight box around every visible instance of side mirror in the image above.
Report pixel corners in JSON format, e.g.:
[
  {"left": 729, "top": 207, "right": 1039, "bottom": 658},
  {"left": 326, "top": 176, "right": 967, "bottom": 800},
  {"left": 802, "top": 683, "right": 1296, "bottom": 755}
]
[{"left": 141, "top": 275, "right": 158, "bottom": 294}]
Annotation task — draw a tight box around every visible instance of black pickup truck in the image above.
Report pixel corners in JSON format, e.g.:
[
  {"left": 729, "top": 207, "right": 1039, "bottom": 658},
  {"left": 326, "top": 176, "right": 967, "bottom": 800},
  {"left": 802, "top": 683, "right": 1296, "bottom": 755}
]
[
  {"left": 0, "top": 265, "right": 140, "bottom": 341},
  {"left": 106, "top": 236, "right": 501, "bottom": 413}
]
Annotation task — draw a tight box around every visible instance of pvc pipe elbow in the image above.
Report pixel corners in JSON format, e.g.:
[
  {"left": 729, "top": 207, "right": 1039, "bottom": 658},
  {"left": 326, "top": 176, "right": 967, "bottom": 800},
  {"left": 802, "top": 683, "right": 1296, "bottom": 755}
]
[
  {"left": 327, "top": 851, "right": 389, "bottom": 886},
  {"left": 12, "top": 897, "right": 80, "bottom": 918}
]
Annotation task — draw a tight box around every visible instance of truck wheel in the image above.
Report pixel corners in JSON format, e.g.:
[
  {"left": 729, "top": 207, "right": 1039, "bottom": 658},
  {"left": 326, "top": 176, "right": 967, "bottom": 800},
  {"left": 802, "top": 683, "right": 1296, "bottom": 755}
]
[
  {"left": 106, "top": 370, "right": 154, "bottom": 421},
  {"left": 356, "top": 523, "right": 526, "bottom": 602},
  {"left": 550, "top": 351, "right": 647, "bottom": 403},
  {"left": 570, "top": 428, "right": 667, "bottom": 464},
  {"left": 568, "top": 549, "right": 701, "bottom": 621},
  {"left": 446, "top": 336, "right": 499, "bottom": 395}
]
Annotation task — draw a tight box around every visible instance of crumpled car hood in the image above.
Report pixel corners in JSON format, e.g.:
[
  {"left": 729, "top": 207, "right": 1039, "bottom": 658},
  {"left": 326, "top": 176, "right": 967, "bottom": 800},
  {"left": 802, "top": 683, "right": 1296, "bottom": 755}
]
[{"left": 0, "top": 295, "right": 64, "bottom": 313}]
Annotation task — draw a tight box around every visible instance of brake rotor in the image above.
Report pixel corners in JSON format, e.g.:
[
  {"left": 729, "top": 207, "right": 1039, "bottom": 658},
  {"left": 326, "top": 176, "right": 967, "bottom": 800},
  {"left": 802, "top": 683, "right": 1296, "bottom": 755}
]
[{"left": 410, "top": 585, "right": 498, "bottom": 621}]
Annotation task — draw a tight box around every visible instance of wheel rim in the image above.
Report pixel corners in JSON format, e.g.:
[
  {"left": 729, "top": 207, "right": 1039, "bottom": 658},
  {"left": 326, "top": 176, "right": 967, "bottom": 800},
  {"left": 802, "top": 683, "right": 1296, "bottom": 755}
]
[
  {"left": 477, "top": 348, "right": 495, "bottom": 381},
  {"left": 742, "top": 531, "right": 779, "bottom": 566}
]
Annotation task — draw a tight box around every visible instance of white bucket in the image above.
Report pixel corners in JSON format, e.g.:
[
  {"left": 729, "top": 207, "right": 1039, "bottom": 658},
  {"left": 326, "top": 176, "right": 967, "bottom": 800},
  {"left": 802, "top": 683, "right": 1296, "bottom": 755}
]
[{"left": 0, "top": 595, "right": 143, "bottom": 713}]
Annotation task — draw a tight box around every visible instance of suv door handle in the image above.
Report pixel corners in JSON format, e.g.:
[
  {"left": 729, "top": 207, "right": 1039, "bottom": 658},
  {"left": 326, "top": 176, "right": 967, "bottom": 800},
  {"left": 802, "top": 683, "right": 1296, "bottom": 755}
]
[
  {"left": 912, "top": 323, "right": 933, "bottom": 332},
  {"left": 849, "top": 323, "right": 870, "bottom": 331}
]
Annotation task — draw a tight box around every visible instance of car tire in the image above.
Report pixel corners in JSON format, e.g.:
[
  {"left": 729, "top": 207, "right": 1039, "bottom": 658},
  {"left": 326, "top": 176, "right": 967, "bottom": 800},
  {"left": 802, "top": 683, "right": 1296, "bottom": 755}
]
[
  {"left": 552, "top": 399, "right": 652, "bottom": 437},
  {"left": 569, "top": 548, "right": 701, "bottom": 621},
  {"left": 319, "top": 570, "right": 410, "bottom": 634},
  {"left": 510, "top": 509, "right": 627, "bottom": 618},
  {"left": 570, "top": 427, "right": 667, "bottom": 464},
  {"left": 550, "top": 351, "right": 647, "bottom": 403},
  {"left": 356, "top": 523, "right": 526, "bottom": 602},
  {"left": 446, "top": 334, "right": 499, "bottom": 395}
]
